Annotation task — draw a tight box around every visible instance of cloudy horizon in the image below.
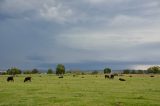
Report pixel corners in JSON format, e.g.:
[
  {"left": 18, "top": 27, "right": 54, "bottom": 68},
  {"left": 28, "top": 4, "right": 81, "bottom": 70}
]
[{"left": 0, "top": 0, "right": 160, "bottom": 70}]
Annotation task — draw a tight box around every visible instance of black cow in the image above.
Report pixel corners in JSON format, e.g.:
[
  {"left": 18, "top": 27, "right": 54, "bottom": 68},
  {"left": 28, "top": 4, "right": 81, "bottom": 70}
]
[
  {"left": 59, "top": 76, "right": 63, "bottom": 78},
  {"left": 7, "top": 76, "right": 14, "bottom": 82},
  {"left": 105, "top": 74, "right": 114, "bottom": 79},
  {"left": 119, "top": 78, "right": 126, "bottom": 81},
  {"left": 150, "top": 75, "right": 154, "bottom": 77},
  {"left": 24, "top": 77, "right": 31, "bottom": 82},
  {"left": 110, "top": 74, "right": 114, "bottom": 79},
  {"left": 105, "top": 75, "right": 109, "bottom": 79}
]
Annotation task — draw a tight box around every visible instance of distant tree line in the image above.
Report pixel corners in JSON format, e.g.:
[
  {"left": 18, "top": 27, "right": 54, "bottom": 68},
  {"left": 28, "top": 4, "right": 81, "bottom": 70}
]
[
  {"left": 23, "top": 69, "right": 39, "bottom": 74},
  {"left": 122, "top": 69, "right": 145, "bottom": 74},
  {"left": 0, "top": 64, "right": 66, "bottom": 75},
  {"left": 5, "top": 68, "right": 40, "bottom": 75},
  {"left": 123, "top": 66, "right": 160, "bottom": 74},
  {"left": 1, "top": 65, "right": 160, "bottom": 75}
]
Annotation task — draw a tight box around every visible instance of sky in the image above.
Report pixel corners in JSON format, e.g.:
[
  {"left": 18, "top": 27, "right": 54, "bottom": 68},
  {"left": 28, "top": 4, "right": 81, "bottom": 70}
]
[{"left": 0, "top": 0, "right": 160, "bottom": 70}]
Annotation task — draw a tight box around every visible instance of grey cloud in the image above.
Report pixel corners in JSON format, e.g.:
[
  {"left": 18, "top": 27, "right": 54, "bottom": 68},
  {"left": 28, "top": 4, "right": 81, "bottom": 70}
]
[
  {"left": 38, "top": 60, "right": 160, "bottom": 70},
  {"left": 0, "top": 0, "right": 160, "bottom": 70},
  {"left": 26, "top": 56, "right": 46, "bottom": 62},
  {"left": 0, "top": 0, "right": 160, "bottom": 25},
  {"left": 136, "top": 42, "right": 160, "bottom": 49}
]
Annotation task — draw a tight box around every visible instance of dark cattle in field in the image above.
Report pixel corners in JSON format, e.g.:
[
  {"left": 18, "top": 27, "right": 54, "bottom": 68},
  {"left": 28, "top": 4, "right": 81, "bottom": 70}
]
[
  {"left": 150, "top": 75, "right": 154, "bottom": 77},
  {"left": 59, "top": 76, "right": 63, "bottom": 78},
  {"left": 7, "top": 76, "right": 14, "bottom": 82},
  {"left": 105, "top": 75, "right": 109, "bottom": 79},
  {"left": 110, "top": 74, "right": 114, "bottom": 79},
  {"left": 119, "top": 78, "right": 126, "bottom": 81},
  {"left": 24, "top": 77, "right": 31, "bottom": 82}
]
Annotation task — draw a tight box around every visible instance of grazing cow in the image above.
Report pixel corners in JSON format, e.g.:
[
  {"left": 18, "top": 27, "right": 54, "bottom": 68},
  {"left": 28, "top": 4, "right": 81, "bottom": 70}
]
[
  {"left": 150, "top": 75, "right": 154, "bottom": 77},
  {"left": 24, "top": 77, "right": 31, "bottom": 82},
  {"left": 7, "top": 76, "right": 14, "bottom": 82},
  {"left": 110, "top": 74, "right": 114, "bottom": 79},
  {"left": 59, "top": 76, "right": 63, "bottom": 78},
  {"left": 119, "top": 78, "right": 126, "bottom": 81},
  {"left": 105, "top": 75, "right": 109, "bottom": 79}
]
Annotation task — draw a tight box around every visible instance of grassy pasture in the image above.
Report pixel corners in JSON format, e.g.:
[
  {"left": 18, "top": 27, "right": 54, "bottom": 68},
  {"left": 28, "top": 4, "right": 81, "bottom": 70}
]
[{"left": 0, "top": 74, "right": 160, "bottom": 106}]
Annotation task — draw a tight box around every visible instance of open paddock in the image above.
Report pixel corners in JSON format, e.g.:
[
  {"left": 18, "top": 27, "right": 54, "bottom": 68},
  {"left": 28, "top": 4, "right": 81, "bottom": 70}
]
[{"left": 0, "top": 74, "right": 160, "bottom": 106}]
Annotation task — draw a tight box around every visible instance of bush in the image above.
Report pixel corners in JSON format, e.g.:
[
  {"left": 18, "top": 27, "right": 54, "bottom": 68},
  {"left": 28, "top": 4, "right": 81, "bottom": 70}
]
[
  {"left": 47, "top": 68, "right": 53, "bottom": 74},
  {"left": 130, "top": 70, "right": 136, "bottom": 74},
  {"left": 23, "top": 70, "right": 31, "bottom": 74},
  {"left": 31, "top": 69, "right": 39, "bottom": 74},
  {"left": 123, "top": 69, "right": 130, "bottom": 74},
  {"left": 137, "top": 70, "right": 144, "bottom": 74},
  {"left": 147, "top": 66, "right": 160, "bottom": 74},
  {"left": 0, "top": 72, "right": 7, "bottom": 75},
  {"left": 104, "top": 68, "right": 111, "bottom": 74},
  {"left": 56, "top": 64, "right": 65, "bottom": 75},
  {"left": 6, "top": 67, "right": 21, "bottom": 75},
  {"left": 81, "top": 72, "right": 86, "bottom": 75}
]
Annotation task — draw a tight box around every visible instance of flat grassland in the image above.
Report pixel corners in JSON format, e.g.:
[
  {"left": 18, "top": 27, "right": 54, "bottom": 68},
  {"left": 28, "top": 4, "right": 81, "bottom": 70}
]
[{"left": 0, "top": 74, "right": 160, "bottom": 106}]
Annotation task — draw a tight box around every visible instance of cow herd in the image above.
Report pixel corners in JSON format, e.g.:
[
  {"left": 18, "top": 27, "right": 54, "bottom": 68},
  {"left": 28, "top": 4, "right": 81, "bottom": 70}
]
[
  {"left": 105, "top": 74, "right": 114, "bottom": 79},
  {"left": 6, "top": 74, "right": 127, "bottom": 82},
  {"left": 7, "top": 76, "right": 31, "bottom": 82},
  {"left": 105, "top": 74, "right": 126, "bottom": 81}
]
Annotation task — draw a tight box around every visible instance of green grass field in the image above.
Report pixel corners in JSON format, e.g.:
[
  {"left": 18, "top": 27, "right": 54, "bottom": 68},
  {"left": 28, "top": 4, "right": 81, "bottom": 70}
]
[{"left": 0, "top": 74, "right": 160, "bottom": 106}]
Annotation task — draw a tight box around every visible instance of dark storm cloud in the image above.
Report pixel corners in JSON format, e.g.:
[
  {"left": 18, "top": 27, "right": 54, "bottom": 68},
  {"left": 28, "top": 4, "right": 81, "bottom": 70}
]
[{"left": 0, "top": 0, "right": 160, "bottom": 70}]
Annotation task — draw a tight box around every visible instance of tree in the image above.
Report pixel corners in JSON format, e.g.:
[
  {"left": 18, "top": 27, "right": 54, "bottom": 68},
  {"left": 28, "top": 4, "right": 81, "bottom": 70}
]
[
  {"left": 47, "top": 68, "right": 53, "bottom": 74},
  {"left": 137, "top": 70, "right": 144, "bottom": 74},
  {"left": 31, "top": 69, "right": 39, "bottom": 74},
  {"left": 23, "top": 70, "right": 31, "bottom": 74},
  {"left": 123, "top": 69, "right": 130, "bottom": 74},
  {"left": 130, "top": 70, "right": 136, "bottom": 74},
  {"left": 147, "top": 66, "right": 160, "bottom": 74},
  {"left": 6, "top": 67, "right": 21, "bottom": 75},
  {"left": 0, "top": 71, "right": 7, "bottom": 75},
  {"left": 104, "top": 68, "right": 111, "bottom": 74},
  {"left": 56, "top": 64, "right": 65, "bottom": 75}
]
